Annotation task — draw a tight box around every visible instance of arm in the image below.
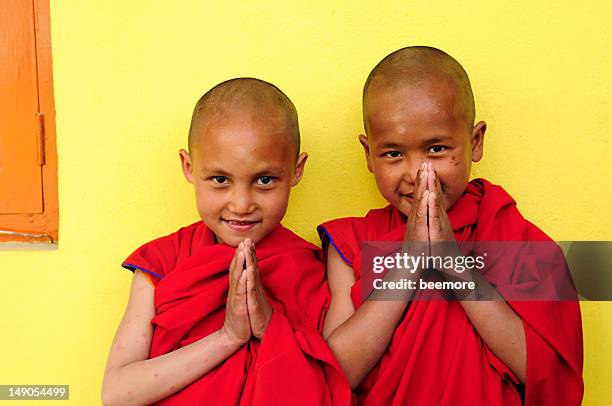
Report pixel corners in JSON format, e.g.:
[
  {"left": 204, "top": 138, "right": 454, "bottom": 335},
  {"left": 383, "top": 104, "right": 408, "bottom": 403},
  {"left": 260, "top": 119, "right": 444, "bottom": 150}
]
[
  {"left": 102, "top": 245, "right": 251, "bottom": 406},
  {"left": 323, "top": 246, "right": 412, "bottom": 389},
  {"left": 459, "top": 299, "right": 526, "bottom": 382}
]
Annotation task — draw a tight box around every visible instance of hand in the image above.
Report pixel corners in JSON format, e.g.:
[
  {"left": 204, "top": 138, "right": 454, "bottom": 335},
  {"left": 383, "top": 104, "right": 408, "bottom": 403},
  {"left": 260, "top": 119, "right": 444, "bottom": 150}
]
[
  {"left": 243, "top": 239, "right": 274, "bottom": 339},
  {"left": 426, "top": 163, "right": 455, "bottom": 242},
  {"left": 426, "top": 164, "right": 474, "bottom": 285},
  {"left": 404, "top": 161, "right": 430, "bottom": 244},
  {"left": 222, "top": 242, "right": 251, "bottom": 346}
]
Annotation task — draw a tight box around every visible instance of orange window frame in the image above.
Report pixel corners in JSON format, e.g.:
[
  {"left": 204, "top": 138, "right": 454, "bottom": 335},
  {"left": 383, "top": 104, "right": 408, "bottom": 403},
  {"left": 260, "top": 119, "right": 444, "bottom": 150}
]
[{"left": 0, "top": 0, "right": 58, "bottom": 244}]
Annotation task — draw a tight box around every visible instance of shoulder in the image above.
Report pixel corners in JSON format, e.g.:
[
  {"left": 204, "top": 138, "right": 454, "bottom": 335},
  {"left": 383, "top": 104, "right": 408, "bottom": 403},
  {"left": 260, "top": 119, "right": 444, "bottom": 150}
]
[
  {"left": 473, "top": 178, "right": 554, "bottom": 241},
  {"left": 317, "top": 206, "right": 394, "bottom": 266},
  {"left": 317, "top": 217, "right": 364, "bottom": 267},
  {"left": 273, "top": 225, "right": 320, "bottom": 252},
  {"left": 121, "top": 221, "right": 205, "bottom": 285}
]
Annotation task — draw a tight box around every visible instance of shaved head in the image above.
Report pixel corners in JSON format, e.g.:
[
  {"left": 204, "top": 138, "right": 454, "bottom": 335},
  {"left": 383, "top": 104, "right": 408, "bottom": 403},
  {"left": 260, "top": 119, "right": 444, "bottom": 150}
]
[
  {"left": 363, "top": 46, "right": 475, "bottom": 131},
  {"left": 188, "top": 77, "right": 300, "bottom": 157}
]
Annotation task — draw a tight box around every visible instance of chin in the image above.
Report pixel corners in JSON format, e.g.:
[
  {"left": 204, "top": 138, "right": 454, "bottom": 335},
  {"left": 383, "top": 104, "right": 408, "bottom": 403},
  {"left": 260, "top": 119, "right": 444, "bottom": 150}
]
[
  {"left": 393, "top": 202, "right": 412, "bottom": 218},
  {"left": 221, "top": 232, "right": 268, "bottom": 247}
]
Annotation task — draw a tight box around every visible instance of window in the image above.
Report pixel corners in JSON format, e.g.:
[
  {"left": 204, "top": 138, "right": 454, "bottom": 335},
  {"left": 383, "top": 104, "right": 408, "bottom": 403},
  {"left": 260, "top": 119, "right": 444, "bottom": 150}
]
[{"left": 0, "top": 0, "right": 58, "bottom": 244}]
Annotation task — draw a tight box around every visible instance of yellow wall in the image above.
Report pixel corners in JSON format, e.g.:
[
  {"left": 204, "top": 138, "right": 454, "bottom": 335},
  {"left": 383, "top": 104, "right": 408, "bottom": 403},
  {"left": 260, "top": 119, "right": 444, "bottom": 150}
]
[{"left": 1, "top": 1, "right": 610, "bottom": 404}]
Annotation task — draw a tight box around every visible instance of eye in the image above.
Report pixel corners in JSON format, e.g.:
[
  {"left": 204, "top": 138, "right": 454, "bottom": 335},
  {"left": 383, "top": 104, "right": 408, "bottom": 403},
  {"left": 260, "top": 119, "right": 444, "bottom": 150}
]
[
  {"left": 383, "top": 151, "right": 402, "bottom": 158},
  {"left": 256, "top": 176, "right": 275, "bottom": 185},
  {"left": 428, "top": 145, "right": 447, "bottom": 154},
  {"left": 211, "top": 176, "right": 229, "bottom": 184}
]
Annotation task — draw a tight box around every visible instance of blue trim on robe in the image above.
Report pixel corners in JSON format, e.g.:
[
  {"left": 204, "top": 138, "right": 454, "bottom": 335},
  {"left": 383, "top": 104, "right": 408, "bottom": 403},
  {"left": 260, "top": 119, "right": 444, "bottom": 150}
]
[
  {"left": 318, "top": 226, "right": 353, "bottom": 266},
  {"left": 122, "top": 262, "right": 163, "bottom": 280}
]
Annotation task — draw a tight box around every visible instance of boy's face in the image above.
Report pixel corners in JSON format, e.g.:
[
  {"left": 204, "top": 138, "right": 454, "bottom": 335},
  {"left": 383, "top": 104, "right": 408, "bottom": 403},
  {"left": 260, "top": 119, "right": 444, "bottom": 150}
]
[
  {"left": 179, "top": 111, "right": 306, "bottom": 247},
  {"left": 361, "top": 81, "right": 485, "bottom": 218}
]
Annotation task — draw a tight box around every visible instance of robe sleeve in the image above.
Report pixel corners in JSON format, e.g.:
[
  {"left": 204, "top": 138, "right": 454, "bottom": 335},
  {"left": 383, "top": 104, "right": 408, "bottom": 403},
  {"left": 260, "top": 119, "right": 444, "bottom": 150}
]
[
  {"left": 121, "top": 232, "right": 179, "bottom": 286},
  {"left": 317, "top": 218, "right": 364, "bottom": 267}
]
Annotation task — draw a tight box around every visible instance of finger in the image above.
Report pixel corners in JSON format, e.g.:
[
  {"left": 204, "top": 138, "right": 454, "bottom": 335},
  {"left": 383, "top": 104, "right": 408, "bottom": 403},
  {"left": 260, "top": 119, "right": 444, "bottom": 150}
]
[
  {"left": 429, "top": 191, "right": 440, "bottom": 239},
  {"left": 427, "top": 163, "right": 443, "bottom": 196},
  {"left": 250, "top": 244, "right": 259, "bottom": 275},
  {"left": 229, "top": 243, "right": 242, "bottom": 289},
  {"left": 229, "top": 247, "right": 237, "bottom": 270},
  {"left": 230, "top": 251, "right": 246, "bottom": 308},
  {"left": 236, "top": 270, "right": 248, "bottom": 311},
  {"left": 415, "top": 161, "right": 427, "bottom": 198},
  {"left": 436, "top": 190, "right": 452, "bottom": 240},
  {"left": 415, "top": 189, "right": 429, "bottom": 241},
  {"left": 229, "top": 242, "right": 241, "bottom": 277},
  {"left": 435, "top": 183, "right": 445, "bottom": 211},
  {"left": 417, "top": 189, "right": 429, "bottom": 219},
  {"left": 411, "top": 162, "right": 428, "bottom": 221},
  {"left": 246, "top": 264, "right": 256, "bottom": 295},
  {"left": 246, "top": 266, "right": 259, "bottom": 318},
  {"left": 405, "top": 163, "right": 427, "bottom": 241},
  {"left": 244, "top": 239, "right": 253, "bottom": 270},
  {"left": 436, "top": 174, "right": 446, "bottom": 210},
  {"left": 244, "top": 240, "right": 256, "bottom": 298},
  {"left": 433, "top": 167, "right": 443, "bottom": 196},
  {"left": 427, "top": 162, "right": 436, "bottom": 191},
  {"left": 234, "top": 247, "right": 245, "bottom": 285},
  {"left": 238, "top": 269, "right": 248, "bottom": 295}
]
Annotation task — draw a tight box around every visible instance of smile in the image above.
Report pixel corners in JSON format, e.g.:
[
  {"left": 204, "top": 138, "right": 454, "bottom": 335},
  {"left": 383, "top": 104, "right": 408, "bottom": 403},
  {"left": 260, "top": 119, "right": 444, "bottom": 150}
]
[
  {"left": 401, "top": 192, "right": 414, "bottom": 202},
  {"left": 222, "top": 219, "right": 261, "bottom": 232}
]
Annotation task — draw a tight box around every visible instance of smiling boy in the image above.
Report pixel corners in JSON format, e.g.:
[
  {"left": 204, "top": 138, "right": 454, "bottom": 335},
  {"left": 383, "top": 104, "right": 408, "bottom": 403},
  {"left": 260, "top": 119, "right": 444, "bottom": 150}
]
[
  {"left": 101, "top": 78, "right": 349, "bottom": 406},
  {"left": 319, "top": 47, "right": 583, "bottom": 405}
]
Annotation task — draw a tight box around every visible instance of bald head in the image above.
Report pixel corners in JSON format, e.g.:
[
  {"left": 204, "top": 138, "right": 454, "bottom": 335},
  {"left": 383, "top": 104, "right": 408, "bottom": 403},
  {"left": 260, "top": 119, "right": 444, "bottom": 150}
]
[
  {"left": 363, "top": 46, "right": 475, "bottom": 131},
  {"left": 188, "top": 78, "right": 300, "bottom": 156}
]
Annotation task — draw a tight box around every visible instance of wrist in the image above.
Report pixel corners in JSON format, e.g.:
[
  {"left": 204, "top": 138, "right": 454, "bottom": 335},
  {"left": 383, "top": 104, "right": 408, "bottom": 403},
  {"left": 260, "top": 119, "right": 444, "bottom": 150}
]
[{"left": 219, "top": 326, "right": 248, "bottom": 349}]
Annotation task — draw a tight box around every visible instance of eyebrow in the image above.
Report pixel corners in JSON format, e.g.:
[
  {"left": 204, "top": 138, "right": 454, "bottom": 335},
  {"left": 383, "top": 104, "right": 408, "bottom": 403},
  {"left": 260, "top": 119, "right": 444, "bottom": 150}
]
[
  {"left": 201, "top": 167, "right": 286, "bottom": 176},
  {"left": 201, "top": 167, "right": 231, "bottom": 176},
  {"left": 381, "top": 143, "right": 403, "bottom": 149},
  {"left": 254, "top": 167, "right": 285, "bottom": 176},
  {"left": 379, "top": 136, "right": 453, "bottom": 150},
  {"left": 422, "top": 136, "right": 452, "bottom": 144}
]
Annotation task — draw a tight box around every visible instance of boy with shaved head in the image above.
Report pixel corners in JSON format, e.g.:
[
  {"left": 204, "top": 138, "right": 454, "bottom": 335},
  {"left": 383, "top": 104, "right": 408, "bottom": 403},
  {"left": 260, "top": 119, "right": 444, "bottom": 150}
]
[
  {"left": 319, "top": 47, "right": 583, "bottom": 405},
  {"left": 102, "top": 78, "right": 350, "bottom": 406}
]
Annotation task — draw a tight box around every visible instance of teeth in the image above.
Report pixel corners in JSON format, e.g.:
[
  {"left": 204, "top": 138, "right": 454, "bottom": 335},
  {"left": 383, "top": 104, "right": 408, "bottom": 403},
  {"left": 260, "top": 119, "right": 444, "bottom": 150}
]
[{"left": 228, "top": 220, "right": 254, "bottom": 225}]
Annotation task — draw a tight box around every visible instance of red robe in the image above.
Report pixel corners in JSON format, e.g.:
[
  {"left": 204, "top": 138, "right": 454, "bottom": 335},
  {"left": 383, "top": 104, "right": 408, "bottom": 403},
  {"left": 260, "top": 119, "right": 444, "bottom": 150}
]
[
  {"left": 122, "top": 221, "right": 351, "bottom": 405},
  {"left": 318, "top": 178, "right": 583, "bottom": 406}
]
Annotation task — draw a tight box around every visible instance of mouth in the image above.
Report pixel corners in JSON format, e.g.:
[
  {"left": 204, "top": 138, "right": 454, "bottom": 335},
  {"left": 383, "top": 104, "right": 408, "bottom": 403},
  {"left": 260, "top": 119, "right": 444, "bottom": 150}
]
[
  {"left": 222, "top": 218, "right": 262, "bottom": 232},
  {"left": 400, "top": 192, "right": 414, "bottom": 203}
]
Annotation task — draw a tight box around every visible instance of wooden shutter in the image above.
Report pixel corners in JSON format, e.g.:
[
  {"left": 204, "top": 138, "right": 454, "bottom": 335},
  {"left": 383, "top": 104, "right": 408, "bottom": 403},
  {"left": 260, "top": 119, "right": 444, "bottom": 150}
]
[{"left": 0, "top": 0, "right": 58, "bottom": 243}]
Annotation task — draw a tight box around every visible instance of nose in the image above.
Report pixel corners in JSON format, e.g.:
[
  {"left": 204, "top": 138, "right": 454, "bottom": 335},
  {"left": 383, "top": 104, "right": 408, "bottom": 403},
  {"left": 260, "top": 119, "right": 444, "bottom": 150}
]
[
  {"left": 401, "top": 156, "right": 423, "bottom": 186},
  {"left": 228, "top": 185, "right": 256, "bottom": 215}
]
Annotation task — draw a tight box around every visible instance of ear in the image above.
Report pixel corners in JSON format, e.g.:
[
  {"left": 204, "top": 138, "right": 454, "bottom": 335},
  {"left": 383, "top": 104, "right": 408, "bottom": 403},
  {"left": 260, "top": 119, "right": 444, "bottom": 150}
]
[
  {"left": 358, "top": 134, "right": 373, "bottom": 173},
  {"left": 179, "top": 148, "right": 194, "bottom": 184},
  {"left": 291, "top": 152, "right": 308, "bottom": 187},
  {"left": 470, "top": 121, "right": 486, "bottom": 162}
]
